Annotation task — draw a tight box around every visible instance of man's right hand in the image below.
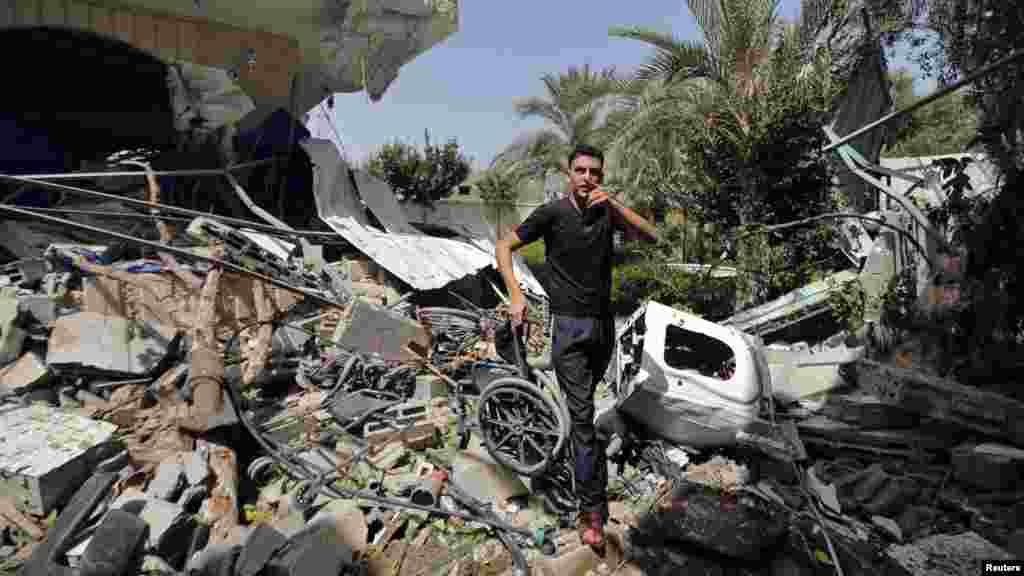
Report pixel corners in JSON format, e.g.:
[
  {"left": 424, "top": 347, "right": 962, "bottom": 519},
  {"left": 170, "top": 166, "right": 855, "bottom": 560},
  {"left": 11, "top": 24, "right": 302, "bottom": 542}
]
[{"left": 509, "top": 294, "right": 527, "bottom": 328}]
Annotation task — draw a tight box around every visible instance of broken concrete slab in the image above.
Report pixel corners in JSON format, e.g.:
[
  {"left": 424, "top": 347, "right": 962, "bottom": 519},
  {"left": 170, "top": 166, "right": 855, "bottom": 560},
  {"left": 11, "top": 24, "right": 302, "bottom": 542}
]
[
  {"left": 856, "top": 359, "right": 1024, "bottom": 446},
  {"left": 0, "top": 404, "right": 117, "bottom": 515},
  {"left": 819, "top": 393, "right": 920, "bottom": 429},
  {"left": 0, "top": 297, "right": 26, "bottom": 366},
  {"left": 46, "top": 312, "right": 172, "bottom": 376},
  {"left": 336, "top": 298, "right": 430, "bottom": 362},
  {"left": 146, "top": 459, "right": 186, "bottom": 502},
  {"left": 952, "top": 443, "right": 1024, "bottom": 492},
  {"left": 236, "top": 523, "right": 288, "bottom": 576},
  {"left": 796, "top": 415, "right": 947, "bottom": 462},
  {"left": 79, "top": 509, "right": 148, "bottom": 576},
  {"left": 0, "top": 351, "right": 49, "bottom": 395},
  {"left": 887, "top": 531, "right": 1013, "bottom": 576},
  {"left": 451, "top": 443, "right": 529, "bottom": 506},
  {"left": 263, "top": 522, "right": 355, "bottom": 576}
]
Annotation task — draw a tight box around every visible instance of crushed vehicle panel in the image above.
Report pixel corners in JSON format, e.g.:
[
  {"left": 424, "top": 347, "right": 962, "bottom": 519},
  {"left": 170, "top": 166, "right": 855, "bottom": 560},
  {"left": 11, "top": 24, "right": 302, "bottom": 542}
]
[{"left": 614, "top": 301, "right": 769, "bottom": 448}]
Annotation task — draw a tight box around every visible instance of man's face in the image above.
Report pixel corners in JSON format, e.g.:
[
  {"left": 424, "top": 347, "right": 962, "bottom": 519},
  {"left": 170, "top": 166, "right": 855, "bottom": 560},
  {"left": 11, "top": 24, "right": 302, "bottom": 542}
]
[{"left": 568, "top": 154, "right": 604, "bottom": 202}]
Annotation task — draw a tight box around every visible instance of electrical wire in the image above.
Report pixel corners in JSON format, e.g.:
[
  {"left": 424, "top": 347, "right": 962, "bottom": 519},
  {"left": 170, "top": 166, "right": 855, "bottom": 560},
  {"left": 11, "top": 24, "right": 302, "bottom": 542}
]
[{"left": 220, "top": 317, "right": 538, "bottom": 572}]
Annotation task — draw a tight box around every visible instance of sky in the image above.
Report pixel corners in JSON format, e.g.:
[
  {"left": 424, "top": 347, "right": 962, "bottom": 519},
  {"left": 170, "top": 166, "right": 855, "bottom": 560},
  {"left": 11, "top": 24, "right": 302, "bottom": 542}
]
[{"left": 306, "top": 1, "right": 933, "bottom": 170}]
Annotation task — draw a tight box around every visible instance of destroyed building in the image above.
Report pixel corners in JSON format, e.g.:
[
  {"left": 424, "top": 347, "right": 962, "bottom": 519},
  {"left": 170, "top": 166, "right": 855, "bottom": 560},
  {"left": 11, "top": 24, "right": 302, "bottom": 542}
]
[{"left": 0, "top": 0, "right": 1022, "bottom": 575}]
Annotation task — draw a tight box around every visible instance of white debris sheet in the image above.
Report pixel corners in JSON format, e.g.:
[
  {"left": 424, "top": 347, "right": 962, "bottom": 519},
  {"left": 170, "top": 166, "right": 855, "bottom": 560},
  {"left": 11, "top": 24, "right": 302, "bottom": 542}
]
[{"left": 304, "top": 138, "right": 546, "bottom": 296}]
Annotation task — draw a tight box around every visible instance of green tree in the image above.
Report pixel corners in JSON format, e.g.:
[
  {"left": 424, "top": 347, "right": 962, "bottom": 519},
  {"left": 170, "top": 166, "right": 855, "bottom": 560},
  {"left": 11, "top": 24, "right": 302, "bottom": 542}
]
[
  {"left": 882, "top": 68, "right": 978, "bottom": 157},
  {"left": 366, "top": 131, "right": 471, "bottom": 205},
  {"left": 608, "top": 0, "right": 843, "bottom": 305},
  {"left": 496, "top": 64, "right": 620, "bottom": 179},
  {"left": 476, "top": 163, "right": 528, "bottom": 205}
]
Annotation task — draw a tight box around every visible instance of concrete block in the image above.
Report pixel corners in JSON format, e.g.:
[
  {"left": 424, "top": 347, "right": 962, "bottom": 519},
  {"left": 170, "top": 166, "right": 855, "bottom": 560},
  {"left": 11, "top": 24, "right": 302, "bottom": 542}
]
[
  {"left": 147, "top": 460, "right": 186, "bottom": 501},
  {"left": 952, "top": 443, "right": 1024, "bottom": 492},
  {"left": 0, "top": 404, "right": 117, "bottom": 515},
  {"left": 451, "top": 442, "right": 528, "bottom": 506}
]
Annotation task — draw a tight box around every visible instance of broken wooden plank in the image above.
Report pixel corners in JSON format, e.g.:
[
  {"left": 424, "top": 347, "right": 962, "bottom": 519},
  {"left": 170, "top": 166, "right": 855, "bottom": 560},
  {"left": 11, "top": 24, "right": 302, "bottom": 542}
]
[{"left": 855, "top": 359, "right": 1024, "bottom": 446}]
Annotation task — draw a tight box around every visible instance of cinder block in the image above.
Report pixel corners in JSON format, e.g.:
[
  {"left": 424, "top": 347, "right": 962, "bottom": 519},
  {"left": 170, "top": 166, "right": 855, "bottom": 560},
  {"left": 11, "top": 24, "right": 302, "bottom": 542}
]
[{"left": 0, "top": 404, "right": 117, "bottom": 514}]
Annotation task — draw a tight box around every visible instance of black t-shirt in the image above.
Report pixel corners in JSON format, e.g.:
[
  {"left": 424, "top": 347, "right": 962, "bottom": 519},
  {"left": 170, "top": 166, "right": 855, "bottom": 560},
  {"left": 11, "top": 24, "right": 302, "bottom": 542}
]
[{"left": 515, "top": 196, "right": 617, "bottom": 318}]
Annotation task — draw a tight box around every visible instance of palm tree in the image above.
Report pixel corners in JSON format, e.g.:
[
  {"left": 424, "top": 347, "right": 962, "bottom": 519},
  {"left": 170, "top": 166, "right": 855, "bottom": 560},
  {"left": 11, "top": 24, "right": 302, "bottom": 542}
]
[
  {"left": 606, "top": 0, "right": 841, "bottom": 304},
  {"left": 496, "top": 64, "right": 621, "bottom": 181}
]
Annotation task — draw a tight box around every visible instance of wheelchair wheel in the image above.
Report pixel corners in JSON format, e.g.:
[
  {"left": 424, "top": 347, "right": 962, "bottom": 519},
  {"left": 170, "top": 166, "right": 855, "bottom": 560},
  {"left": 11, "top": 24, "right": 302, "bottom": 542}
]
[{"left": 478, "top": 377, "right": 568, "bottom": 477}]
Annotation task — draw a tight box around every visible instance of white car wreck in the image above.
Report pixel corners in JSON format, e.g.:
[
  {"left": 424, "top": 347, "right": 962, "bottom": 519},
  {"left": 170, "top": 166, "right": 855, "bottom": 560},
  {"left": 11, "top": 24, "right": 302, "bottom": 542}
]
[{"left": 606, "top": 301, "right": 772, "bottom": 449}]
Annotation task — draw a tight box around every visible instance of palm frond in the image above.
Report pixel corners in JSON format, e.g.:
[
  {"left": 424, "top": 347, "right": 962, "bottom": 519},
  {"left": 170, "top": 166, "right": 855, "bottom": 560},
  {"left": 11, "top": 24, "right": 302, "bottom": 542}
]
[
  {"left": 683, "top": 0, "right": 723, "bottom": 58},
  {"left": 514, "top": 98, "right": 570, "bottom": 133},
  {"left": 610, "top": 26, "right": 718, "bottom": 83}
]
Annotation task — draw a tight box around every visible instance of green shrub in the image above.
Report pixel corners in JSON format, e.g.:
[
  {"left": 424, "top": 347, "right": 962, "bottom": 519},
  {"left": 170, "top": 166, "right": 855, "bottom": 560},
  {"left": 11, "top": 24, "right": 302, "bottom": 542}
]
[{"left": 610, "top": 260, "right": 736, "bottom": 318}]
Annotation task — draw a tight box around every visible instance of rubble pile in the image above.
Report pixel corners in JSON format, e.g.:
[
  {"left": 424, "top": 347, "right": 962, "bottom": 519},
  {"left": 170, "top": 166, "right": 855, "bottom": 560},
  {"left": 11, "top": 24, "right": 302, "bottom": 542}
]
[{"left": 0, "top": 187, "right": 1020, "bottom": 576}]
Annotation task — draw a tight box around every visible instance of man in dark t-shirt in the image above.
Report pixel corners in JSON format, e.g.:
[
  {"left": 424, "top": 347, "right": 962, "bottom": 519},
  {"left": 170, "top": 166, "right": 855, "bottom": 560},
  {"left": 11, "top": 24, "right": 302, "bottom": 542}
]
[{"left": 495, "top": 144, "right": 657, "bottom": 549}]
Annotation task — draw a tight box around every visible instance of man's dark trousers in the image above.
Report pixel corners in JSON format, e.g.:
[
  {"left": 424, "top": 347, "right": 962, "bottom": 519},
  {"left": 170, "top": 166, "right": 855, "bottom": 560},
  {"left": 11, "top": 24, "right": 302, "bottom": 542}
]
[{"left": 550, "top": 314, "right": 615, "bottom": 518}]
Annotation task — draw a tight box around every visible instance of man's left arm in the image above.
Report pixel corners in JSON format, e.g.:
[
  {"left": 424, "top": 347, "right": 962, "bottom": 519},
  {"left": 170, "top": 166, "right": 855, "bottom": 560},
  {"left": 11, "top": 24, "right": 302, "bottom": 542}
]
[{"left": 602, "top": 193, "right": 658, "bottom": 243}]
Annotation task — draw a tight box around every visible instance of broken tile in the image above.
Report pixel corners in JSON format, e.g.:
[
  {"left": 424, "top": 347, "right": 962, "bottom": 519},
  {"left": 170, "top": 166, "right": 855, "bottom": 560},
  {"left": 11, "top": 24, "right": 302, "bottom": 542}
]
[{"left": 0, "top": 404, "right": 117, "bottom": 514}]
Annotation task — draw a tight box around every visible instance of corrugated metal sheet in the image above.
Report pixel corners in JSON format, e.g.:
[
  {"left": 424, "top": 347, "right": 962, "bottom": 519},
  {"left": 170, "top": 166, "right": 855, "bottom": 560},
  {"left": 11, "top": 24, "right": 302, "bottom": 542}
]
[{"left": 304, "top": 138, "right": 546, "bottom": 296}]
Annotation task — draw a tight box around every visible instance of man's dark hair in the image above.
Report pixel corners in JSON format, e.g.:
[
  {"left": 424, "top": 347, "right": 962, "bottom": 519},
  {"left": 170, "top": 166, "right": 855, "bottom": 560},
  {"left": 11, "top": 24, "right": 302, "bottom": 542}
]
[{"left": 568, "top": 144, "right": 604, "bottom": 168}]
